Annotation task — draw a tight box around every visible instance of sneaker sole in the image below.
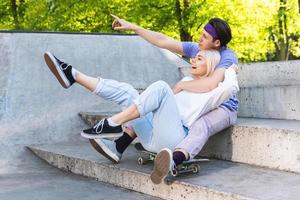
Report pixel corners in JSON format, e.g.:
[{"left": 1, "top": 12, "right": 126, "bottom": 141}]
[
  {"left": 150, "top": 148, "right": 172, "bottom": 184},
  {"left": 44, "top": 52, "right": 70, "bottom": 89},
  {"left": 89, "top": 139, "right": 119, "bottom": 163},
  {"left": 81, "top": 131, "right": 123, "bottom": 139}
]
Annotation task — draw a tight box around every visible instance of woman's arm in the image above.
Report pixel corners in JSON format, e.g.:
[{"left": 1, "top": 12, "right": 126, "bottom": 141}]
[
  {"left": 173, "top": 68, "right": 226, "bottom": 94},
  {"left": 173, "top": 65, "right": 239, "bottom": 94},
  {"left": 205, "top": 66, "right": 239, "bottom": 109},
  {"left": 111, "top": 15, "right": 184, "bottom": 55}
]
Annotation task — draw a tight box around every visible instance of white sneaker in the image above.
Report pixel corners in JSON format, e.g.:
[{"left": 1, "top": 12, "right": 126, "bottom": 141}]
[
  {"left": 150, "top": 148, "right": 175, "bottom": 184},
  {"left": 89, "top": 138, "right": 122, "bottom": 163}
]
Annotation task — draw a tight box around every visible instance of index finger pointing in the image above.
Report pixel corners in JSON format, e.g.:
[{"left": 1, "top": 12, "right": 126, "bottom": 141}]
[{"left": 110, "top": 14, "right": 120, "bottom": 20}]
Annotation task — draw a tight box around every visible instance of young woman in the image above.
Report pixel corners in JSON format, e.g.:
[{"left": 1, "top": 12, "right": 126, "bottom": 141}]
[{"left": 44, "top": 45, "right": 238, "bottom": 184}]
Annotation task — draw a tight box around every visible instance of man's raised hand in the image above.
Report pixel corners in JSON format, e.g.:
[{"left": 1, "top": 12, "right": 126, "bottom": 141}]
[{"left": 111, "top": 14, "right": 136, "bottom": 31}]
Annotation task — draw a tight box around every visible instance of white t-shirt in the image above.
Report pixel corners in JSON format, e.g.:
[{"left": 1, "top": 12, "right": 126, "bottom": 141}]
[{"left": 174, "top": 67, "right": 239, "bottom": 128}]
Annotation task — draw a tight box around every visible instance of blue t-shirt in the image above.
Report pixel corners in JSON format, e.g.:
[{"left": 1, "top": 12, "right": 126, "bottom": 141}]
[{"left": 182, "top": 42, "right": 239, "bottom": 111}]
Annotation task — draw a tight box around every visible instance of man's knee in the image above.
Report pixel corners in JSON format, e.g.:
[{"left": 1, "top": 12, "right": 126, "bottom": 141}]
[{"left": 189, "top": 118, "right": 211, "bottom": 138}]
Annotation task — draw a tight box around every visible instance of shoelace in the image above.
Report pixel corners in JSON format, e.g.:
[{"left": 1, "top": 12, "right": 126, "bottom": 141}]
[
  {"left": 170, "top": 160, "right": 177, "bottom": 172},
  {"left": 60, "top": 63, "right": 71, "bottom": 71},
  {"left": 53, "top": 55, "right": 70, "bottom": 70},
  {"left": 93, "top": 119, "right": 104, "bottom": 134}
]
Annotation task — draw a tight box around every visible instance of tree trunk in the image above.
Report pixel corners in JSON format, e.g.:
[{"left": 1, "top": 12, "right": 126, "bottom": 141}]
[
  {"left": 10, "top": 0, "right": 19, "bottom": 29},
  {"left": 275, "top": 0, "right": 289, "bottom": 60},
  {"left": 298, "top": 0, "right": 300, "bottom": 13},
  {"left": 175, "top": 0, "right": 192, "bottom": 41}
]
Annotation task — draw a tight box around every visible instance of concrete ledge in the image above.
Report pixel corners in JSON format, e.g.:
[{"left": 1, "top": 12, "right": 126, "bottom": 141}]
[
  {"left": 79, "top": 112, "right": 300, "bottom": 173},
  {"left": 237, "top": 86, "right": 300, "bottom": 120},
  {"left": 179, "top": 61, "right": 300, "bottom": 120},
  {"left": 179, "top": 60, "right": 300, "bottom": 88},
  {"left": 201, "top": 118, "right": 300, "bottom": 173},
  {"left": 28, "top": 143, "right": 250, "bottom": 200},
  {"left": 237, "top": 61, "right": 300, "bottom": 88},
  {"left": 27, "top": 142, "right": 300, "bottom": 200}
]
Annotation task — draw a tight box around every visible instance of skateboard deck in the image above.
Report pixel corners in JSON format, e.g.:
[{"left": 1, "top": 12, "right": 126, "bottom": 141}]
[{"left": 134, "top": 143, "right": 209, "bottom": 177}]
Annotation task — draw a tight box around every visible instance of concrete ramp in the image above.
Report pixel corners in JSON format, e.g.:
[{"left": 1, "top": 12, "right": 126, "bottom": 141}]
[
  {"left": 27, "top": 142, "right": 300, "bottom": 200},
  {"left": 0, "top": 32, "right": 188, "bottom": 169},
  {"left": 1, "top": 32, "right": 300, "bottom": 200}
]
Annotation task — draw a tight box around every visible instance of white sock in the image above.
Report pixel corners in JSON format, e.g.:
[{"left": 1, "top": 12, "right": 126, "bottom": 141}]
[
  {"left": 107, "top": 118, "right": 120, "bottom": 127},
  {"left": 71, "top": 68, "right": 77, "bottom": 80}
]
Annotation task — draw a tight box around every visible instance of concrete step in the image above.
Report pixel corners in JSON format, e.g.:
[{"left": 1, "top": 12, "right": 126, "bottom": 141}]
[
  {"left": 179, "top": 60, "right": 300, "bottom": 120},
  {"left": 236, "top": 61, "right": 300, "bottom": 120},
  {"left": 237, "top": 85, "right": 300, "bottom": 120},
  {"left": 27, "top": 142, "right": 300, "bottom": 200},
  {"left": 79, "top": 112, "right": 300, "bottom": 173},
  {"left": 201, "top": 117, "right": 300, "bottom": 173},
  {"left": 0, "top": 149, "right": 160, "bottom": 200}
]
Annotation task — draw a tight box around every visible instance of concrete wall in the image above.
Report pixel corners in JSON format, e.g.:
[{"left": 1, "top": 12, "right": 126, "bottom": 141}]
[
  {"left": 0, "top": 32, "right": 299, "bottom": 170},
  {"left": 237, "top": 61, "right": 300, "bottom": 120},
  {"left": 180, "top": 60, "right": 300, "bottom": 120},
  {"left": 0, "top": 32, "right": 187, "bottom": 169}
]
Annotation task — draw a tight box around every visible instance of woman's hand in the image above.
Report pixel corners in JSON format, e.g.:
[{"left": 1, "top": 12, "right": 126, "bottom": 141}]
[
  {"left": 229, "top": 64, "right": 239, "bottom": 74},
  {"left": 111, "top": 14, "right": 137, "bottom": 31},
  {"left": 173, "top": 82, "right": 183, "bottom": 94}
]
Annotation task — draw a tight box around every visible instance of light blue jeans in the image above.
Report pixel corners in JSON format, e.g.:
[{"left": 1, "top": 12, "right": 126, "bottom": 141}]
[{"left": 94, "top": 78, "right": 187, "bottom": 153}]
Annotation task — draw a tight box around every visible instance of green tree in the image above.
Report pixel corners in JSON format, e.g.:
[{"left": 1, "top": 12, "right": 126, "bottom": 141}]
[
  {"left": 267, "top": 0, "right": 300, "bottom": 60},
  {"left": 0, "top": 0, "right": 299, "bottom": 62}
]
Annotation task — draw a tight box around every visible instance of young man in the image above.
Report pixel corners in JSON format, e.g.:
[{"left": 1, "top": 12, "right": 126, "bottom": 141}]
[{"left": 85, "top": 15, "right": 238, "bottom": 184}]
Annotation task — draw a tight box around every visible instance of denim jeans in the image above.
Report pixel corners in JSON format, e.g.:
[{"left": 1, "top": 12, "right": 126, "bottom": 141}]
[
  {"left": 93, "top": 76, "right": 237, "bottom": 156},
  {"left": 93, "top": 79, "right": 187, "bottom": 153}
]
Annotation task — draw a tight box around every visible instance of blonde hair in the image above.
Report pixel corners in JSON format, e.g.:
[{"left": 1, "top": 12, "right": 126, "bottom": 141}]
[{"left": 199, "top": 50, "right": 221, "bottom": 78}]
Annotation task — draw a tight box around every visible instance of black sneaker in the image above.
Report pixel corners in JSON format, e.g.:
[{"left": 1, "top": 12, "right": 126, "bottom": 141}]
[
  {"left": 44, "top": 51, "right": 75, "bottom": 88},
  {"left": 81, "top": 118, "right": 123, "bottom": 139}
]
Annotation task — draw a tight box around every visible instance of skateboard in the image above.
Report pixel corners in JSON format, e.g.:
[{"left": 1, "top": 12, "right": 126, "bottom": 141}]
[{"left": 134, "top": 143, "right": 209, "bottom": 177}]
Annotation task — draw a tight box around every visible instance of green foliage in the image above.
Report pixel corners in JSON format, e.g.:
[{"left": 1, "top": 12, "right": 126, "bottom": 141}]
[{"left": 0, "top": 0, "right": 299, "bottom": 62}]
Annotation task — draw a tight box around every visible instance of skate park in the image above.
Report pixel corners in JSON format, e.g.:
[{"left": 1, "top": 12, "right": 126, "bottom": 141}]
[{"left": 0, "top": 31, "right": 300, "bottom": 200}]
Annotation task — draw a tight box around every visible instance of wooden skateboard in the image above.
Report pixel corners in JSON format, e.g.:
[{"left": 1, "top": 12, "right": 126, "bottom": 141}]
[{"left": 134, "top": 143, "right": 209, "bottom": 177}]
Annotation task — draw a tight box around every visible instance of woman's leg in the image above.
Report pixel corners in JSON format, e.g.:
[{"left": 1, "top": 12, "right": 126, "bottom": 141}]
[
  {"left": 85, "top": 80, "right": 187, "bottom": 151},
  {"left": 85, "top": 80, "right": 186, "bottom": 164},
  {"left": 44, "top": 51, "right": 140, "bottom": 110},
  {"left": 92, "top": 78, "right": 139, "bottom": 110},
  {"left": 131, "top": 80, "right": 187, "bottom": 152},
  {"left": 74, "top": 71, "right": 99, "bottom": 92},
  {"left": 44, "top": 51, "right": 140, "bottom": 149}
]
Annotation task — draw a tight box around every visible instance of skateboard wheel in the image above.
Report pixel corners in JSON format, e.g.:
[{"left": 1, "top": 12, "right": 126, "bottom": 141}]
[
  {"left": 192, "top": 165, "right": 200, "bottom": 174},
  {"left": 171, "top": 169, "right": 179, "bottom": 177},
  {"left": 138, "top": 157, "right": 145, "bottom": 165}
]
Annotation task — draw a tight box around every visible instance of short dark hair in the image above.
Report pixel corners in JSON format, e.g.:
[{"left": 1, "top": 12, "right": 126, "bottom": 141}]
[{"left": 209, "top": 18, "right": 232, "bottom": 47}]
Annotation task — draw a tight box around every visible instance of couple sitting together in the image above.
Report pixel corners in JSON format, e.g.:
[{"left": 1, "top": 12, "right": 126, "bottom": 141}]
[{"left": 44, "top": 15, "right": 239, "bottom": 184}]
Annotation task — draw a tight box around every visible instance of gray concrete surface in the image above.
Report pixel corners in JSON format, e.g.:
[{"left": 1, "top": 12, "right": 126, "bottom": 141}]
[
  {"left": 1, "top": 32, "right": 300, "bottom": 199},
  {"left": 0, "top": 148, "right": 160, "bottom": 200},
  {"left": 237, "top": 61, "right": 300, "bottom": 88},
  {"left": 237, "top": 86, "right": 300, "bottom": 120},
  {"left": 200, "top": 117, "right": 300, "bottom": 173},
  {"left": 180, "top": 60, "right": 300, "bottom": 120},
  {"left": 0, "top": 32, "right": 187, "bottom": 170},
  {"left": 78, "top": 112, "right": 300, "bottom": 173},
  {"left": 236, "top": 54, "right": 300, "bottom": 121},
  {"left": 0, "top": 32, "right": 187, "bottom": 200},
  {"left": 28, "top": 141, "right": 300, "bottom": 200}
]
